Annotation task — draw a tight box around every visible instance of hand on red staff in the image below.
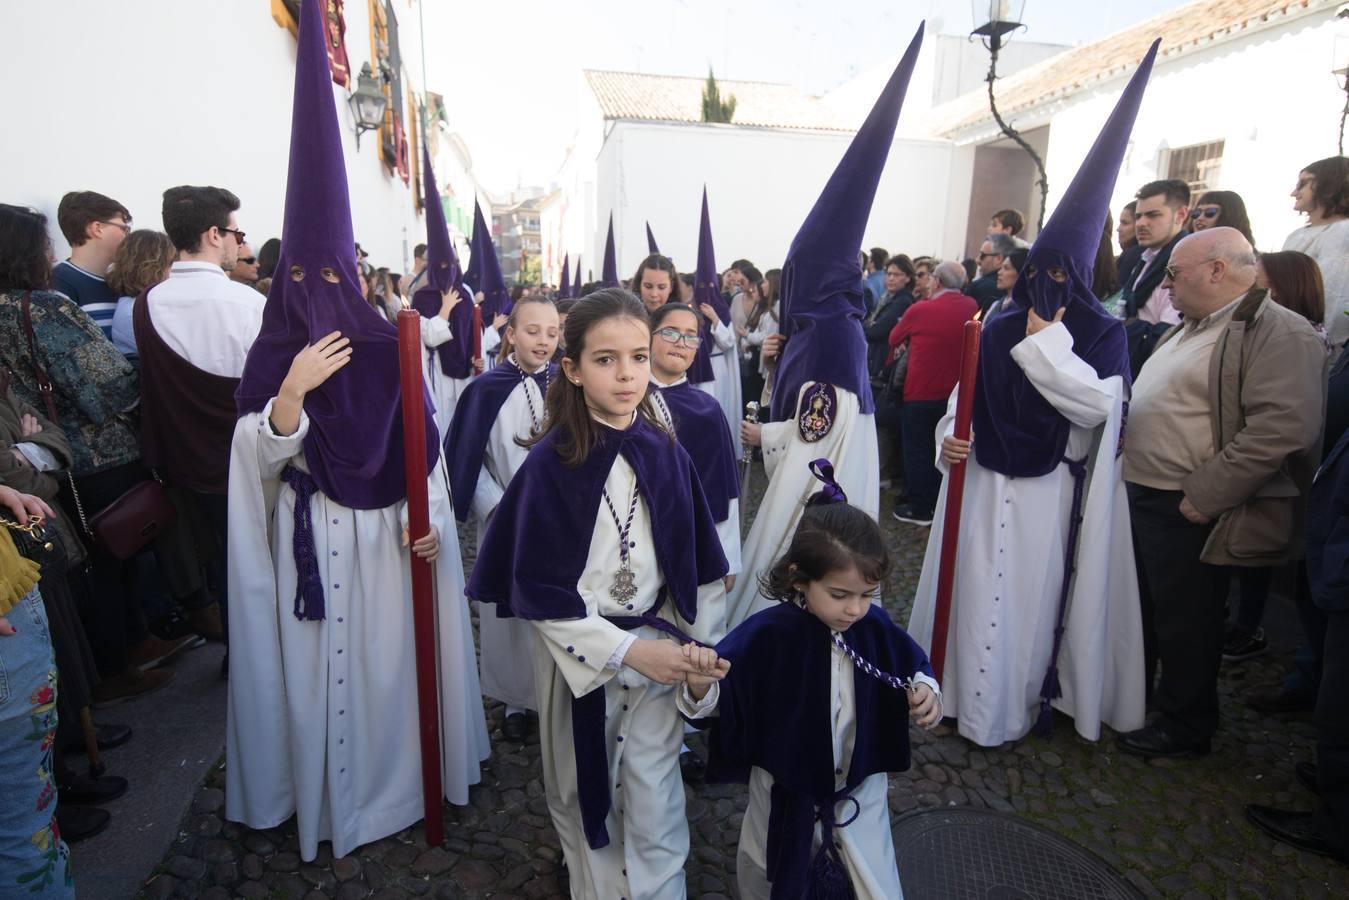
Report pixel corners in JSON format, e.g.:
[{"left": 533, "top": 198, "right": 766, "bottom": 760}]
[
  {"left": 1026, "top": 306, "right": 1066, "bottom": 337},
  {"left": 761, "top": 333, "right": 785, "bottom": 360},
  {"left": 402, "top": 524, "right": 440, "bottom": 562},
  {"left": 1179, "top": 495, "right": 1211, "bottom": 525},
  {"left": 438, "top": 287, "right": 462, "bottom": 320},
  {"left": 940, "top": 434, "right": 972, "bottom": 466},
  {"left": 909, "top": 683, "right": 941, "bottom": 729},
  {"left": 474, "top": 291, "right": 486, "bottom": 305},
  {"left": 741, "top": 421, "right": 763, "bottom": 448}
]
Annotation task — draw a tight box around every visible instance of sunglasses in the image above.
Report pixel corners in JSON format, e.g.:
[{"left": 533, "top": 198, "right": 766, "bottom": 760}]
[
  {"left": 237, "top": 256, "right": 257, "bottom": 265},
  {"left": 653, "top": 327, "right": 702, "bottom": 348},
  {"left": 219, "top": 226, "right": 246, "bottom": 244},
  {"left": 1190, "top": 206, "right": 1221, "bottom": 220}
]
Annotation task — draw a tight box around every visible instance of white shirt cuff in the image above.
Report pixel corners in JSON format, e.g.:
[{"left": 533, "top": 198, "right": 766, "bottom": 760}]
[
  {"left": 14, "top": 442, "right": 59, "bottom": 472},
  {"left": 606, "top": 633, "right": 638, "bottom": 670}
]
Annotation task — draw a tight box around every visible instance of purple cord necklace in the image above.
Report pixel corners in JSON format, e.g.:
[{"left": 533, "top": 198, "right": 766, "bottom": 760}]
[{"left": 601, "top": 481, "right": 640, "bottom": 605}]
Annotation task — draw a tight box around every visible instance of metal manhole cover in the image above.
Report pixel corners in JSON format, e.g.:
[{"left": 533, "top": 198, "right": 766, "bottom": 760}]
[{"left": 893, "top": 807, "right": 1143, "bottom": 900}]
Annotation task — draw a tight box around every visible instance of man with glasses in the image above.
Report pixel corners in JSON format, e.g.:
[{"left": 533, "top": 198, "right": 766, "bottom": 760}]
[
  {"left": 1120, "top": 178, "right": 1190, "bottom": 376},
  {"left": 52, "top": 190, "right": 133, "bottom": 340},
  {"left": 965, "top": 232, "right": 1016, "bottom": 315},
  {"left": 134, "top": 186, "right": 266, "bottom": 672},
  {"left": 229, "top": 241, "right": 260, "bottom": 287},
  {"left": 1121, "top": 226, "right": 1326, "bottom": 759}
]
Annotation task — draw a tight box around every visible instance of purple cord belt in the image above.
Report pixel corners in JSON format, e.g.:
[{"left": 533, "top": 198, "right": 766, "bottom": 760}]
[{"left": 280, "top": 465, "right": 326, "bottom": 622}]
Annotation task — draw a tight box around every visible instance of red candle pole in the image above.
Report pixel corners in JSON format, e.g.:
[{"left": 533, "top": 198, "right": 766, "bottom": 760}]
[
  {"left": 471, "top": 303, "right": 484, "bottom": 376},
  {"left": 395, "top": 308, "right": 444, "bottom": 847},
  {"left": 930, "top": 318, "right": 982, "bottom": 684}
]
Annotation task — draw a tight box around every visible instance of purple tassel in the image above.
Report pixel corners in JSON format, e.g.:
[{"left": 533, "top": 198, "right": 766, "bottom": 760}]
[
  {"left": 1035, "top": 456, "right": 1089, "bottom": 738},
  {"left": 806, "top": 845, "right": 854, "bottom": 900},
  {"left": 281, "top": 466, "right": 326, "bottom": 621}
]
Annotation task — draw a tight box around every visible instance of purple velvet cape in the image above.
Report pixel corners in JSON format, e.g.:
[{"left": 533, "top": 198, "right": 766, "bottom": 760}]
[
  {"left": 235, "top": 0, "right": 438, "bottom": 511},
  {"left": 654, "top": 379, "right": 740, "bottom": 523},
  {"left": 442, "top": 357, "right": 554, "bottom": 523},
  {"left": 466, "top": 412, "right": 727, "bottom": 849},
  {"left": 699, "top": 602, "right": 932, "bottom": 899}
]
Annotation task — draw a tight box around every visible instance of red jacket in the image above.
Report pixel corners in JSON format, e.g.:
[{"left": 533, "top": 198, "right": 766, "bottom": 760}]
[{"left": 888, "top": 289, "right": 978, "bottom": 402}]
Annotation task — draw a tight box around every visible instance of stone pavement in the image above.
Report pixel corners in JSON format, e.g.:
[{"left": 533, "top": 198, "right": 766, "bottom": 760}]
[{"left": 121, "top": 466, "right": 1346, "bottom": 899}]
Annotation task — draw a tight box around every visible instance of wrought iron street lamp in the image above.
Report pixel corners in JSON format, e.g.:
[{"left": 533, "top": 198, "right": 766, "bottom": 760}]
[
  {"left": 970, "top": 0, "right": 1049, "bottom": 231},
  {"left": 348, "top": 62, "right": 387, "bottom": 149}
]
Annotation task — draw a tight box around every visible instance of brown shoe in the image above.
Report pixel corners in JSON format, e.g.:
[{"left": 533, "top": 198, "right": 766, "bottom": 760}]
[
  {"left": 185, "top": 603, "right": 225, "bottom": 642},
  {"left": 127, "top": 634, "right": 197, "bottom": 671},
  {"left": 92, "top": 667, "right": 173, "bottom": 708}
]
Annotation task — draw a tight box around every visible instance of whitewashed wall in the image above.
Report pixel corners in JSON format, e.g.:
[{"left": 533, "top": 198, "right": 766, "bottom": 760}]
[
  {"left": 590, "top": 120, "right": 956, "bottom": 278},
  {"left": 1, "top": 0, "right": 432, "bottom": 273}
]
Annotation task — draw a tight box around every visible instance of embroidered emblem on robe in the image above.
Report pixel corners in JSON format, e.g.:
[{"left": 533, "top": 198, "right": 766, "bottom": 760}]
[{"left": 797, "top": 383, "right": 837, "bottom": 443}]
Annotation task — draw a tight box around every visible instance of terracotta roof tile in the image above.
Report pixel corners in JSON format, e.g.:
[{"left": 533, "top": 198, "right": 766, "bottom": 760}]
[
  {"left": 583, "top": 69, "right": 852, "bottom": 132},
  {"left": 931, "top": 0, "right": 1330, "bottom": 137}
]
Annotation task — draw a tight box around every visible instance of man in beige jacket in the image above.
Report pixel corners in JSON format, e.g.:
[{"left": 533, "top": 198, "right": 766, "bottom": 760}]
[{"left": 1120, "top": 226, "right": 1327, "bottom": 758}]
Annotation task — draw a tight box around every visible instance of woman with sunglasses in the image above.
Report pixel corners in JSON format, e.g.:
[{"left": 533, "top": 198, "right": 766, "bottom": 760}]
[
  {"left": 1285, "top": 156, "right": 1349, "bottom": 347},
  {"left": 1190, "top": 190, "right": 1255, "bottom": 245}
]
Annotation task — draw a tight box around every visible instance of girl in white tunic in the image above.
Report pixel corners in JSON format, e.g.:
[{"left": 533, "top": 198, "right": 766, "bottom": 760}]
[
  {"left": 467, "top": 289, "right": 731, "bottom": 899},
  {"left": 443, "top": 296, "right": 560, "bottom": 740},
  {"left": 681, "top": 492, "right": 940, "bottom": 900}
]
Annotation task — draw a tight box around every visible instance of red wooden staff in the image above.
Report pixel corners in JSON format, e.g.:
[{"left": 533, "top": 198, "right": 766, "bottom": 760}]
[
  {"left": 472, "top": 301, "right": 484, "bottom": 376},
  {"left": 395, "top": 307, "right": 444, "bottom": 847},
  {"left": 930, "top": 318, "right": 982, "bottom": 684}
]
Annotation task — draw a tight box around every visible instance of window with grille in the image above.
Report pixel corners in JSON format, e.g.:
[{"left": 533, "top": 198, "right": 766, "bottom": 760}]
[{"left": 1167, "top": 141, "right": 1225, "bottom": 193}]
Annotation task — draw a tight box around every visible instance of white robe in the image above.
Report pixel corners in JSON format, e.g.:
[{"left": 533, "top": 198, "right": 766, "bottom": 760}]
[
  {"left": 907, "top": 323, "right": 1146, "bottom": 746},
  {"left": 470, "top": 371, "right": 546, "bottom": 711},
  {"left": 224, "top": 402, "right": 491, "bottom": 861},
  {"left": 678, "top": 634, "right": 940, "bottom": 899},
  {"left": 696, "top": 318, "right": 744, "bottom": 460},
  {"left": 530, "top": 453, "right": 727, "bottom": 900},
  {"left": 649, "top": 380, "right": 742, "bottom": 577},
  {"left": 726, "top": 382, "right": 880, "bottom": 628},
  {"left": 417, "top": 315, "right": 465, "bottom": 433}
]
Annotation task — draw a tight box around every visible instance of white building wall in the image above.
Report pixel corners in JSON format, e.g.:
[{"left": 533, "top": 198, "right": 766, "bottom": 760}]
[
  {"left": 1, "top": 0, "right": 433, "bottom": 273},
  {"left": 982, "top": 11, "right": 1347, "bottom": 252},
  {"left": 592, "top": 121, "right": 955, "bottom": 277}
]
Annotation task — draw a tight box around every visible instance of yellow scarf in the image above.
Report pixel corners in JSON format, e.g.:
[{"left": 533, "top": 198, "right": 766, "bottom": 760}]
[{"left": 0, "top": 526, "right": 41, "bottom": 617}]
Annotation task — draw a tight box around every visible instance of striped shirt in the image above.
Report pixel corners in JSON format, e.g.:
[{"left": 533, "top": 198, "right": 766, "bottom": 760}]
[{"left": 51, "top": 260, "right": 118, "bottom": 340}]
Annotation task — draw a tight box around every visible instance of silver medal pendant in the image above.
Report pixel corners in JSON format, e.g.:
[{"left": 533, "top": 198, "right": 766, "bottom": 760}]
[{"left": 610, "top": 564, "right": 638, "bottom": 605}]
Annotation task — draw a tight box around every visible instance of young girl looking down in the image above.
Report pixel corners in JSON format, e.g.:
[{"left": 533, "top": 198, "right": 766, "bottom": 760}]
[
  {"left": 680, "top": 467, "right": 940, "bottom": 900},
  {"left": 467, "top": 288, "right": 731, "bottom": 899}
]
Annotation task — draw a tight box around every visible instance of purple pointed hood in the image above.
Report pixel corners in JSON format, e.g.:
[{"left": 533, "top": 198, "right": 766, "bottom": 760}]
[
  {"left": 573, "top": 254, "right": 583, "bottom": 297},
  {"left": 688, "top": 187, "right": 731, "bottom": 384},
  {"left": 558, "top": 253, "right": 572, "bottom": 299},
  {"left": 410, "top": 140, "right": 474, "bottom": 379},
  {"left": 970, "top": 39, "right": 1158, "bottom": 479},
  {"left": 236, "top": 0, "right": 438, "bottom": 510},
  {"left": 646, "top": 221, "right": 659, "bottom": 254},
  {"left": 600, "top": 214, "right": 619, "bottom": 287},
  {"left": 469, "top": 200, "right": 510, "bottom": 317},
  {"left": 768, "top": 23, "right": 924, "bottom": 422}
]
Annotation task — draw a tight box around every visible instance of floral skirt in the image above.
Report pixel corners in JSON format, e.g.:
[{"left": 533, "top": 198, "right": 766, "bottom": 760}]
[{"left": 0, "top": 587, "right": 73, "bottom": 898}]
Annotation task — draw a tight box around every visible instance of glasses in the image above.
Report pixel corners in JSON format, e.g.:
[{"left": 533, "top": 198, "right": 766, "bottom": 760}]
[
  {"left": 98, "top": 220, "right": 132, "bottom": 235},
  {"left": 219, "top": 227, "right": 246, "bottom": 245},
  {"left": 1190, "top": 206, "right": 1221, "bottom": 220},
  {"left": 1164, "top": 258, "right": 1214, "bottom": 280},
  {"left": 237, "top": 256, "right": 257, "bottom": 265},
  {"left": 915, "top": 270, "right": 931, "bottom": 279},
  {"left": 977, "top": 252, "right": 1000, "bottom": 260},
  {"left": 653, "top": 327, "right": 702, "bottom": 348}
]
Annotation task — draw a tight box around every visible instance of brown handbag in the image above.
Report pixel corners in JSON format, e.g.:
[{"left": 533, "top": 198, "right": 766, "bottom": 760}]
[{"left": 20, "top": 291, "right": 176, "bottom": 560}]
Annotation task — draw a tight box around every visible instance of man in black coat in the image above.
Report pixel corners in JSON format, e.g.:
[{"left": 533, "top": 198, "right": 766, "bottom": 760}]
[
  {"left": 1120, "top": 179, "right": 1190, "bottom": 376},
  {"left": 963, "top": 232, "right": 1015, "bottom": 315}
]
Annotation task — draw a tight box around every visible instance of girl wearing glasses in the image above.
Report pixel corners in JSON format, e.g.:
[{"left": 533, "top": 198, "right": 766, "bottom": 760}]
[{"left": 1189, "top": 190, "right": 1254, "bottom": 245}]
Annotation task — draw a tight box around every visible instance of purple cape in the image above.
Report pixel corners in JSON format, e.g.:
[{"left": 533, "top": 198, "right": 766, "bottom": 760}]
[
  {"left": 701, "top": 602, "right": 931, "bottom": 899},
  {"left": 235, "top": 0, "right": 438, "bottom": 510},
  {"left": 466, "top": 412, "right": 727, "bottom": 850},
  {"left": 468, "top": 200, "right": 510, "bottom": 319},
  {"left": 442, "top": 357, "right": 554, "bottom": 523},
  {"left": 653, "top": 379, "right": 740, "bottom": 522}
]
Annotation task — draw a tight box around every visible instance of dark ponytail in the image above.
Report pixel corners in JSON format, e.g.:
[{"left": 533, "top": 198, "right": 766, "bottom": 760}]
[
  {"left": 523, "top": 287, "right": 668, "bottom": 466},
  {"left": 759, "top": 503, "right": 890, "bottom": 604}
]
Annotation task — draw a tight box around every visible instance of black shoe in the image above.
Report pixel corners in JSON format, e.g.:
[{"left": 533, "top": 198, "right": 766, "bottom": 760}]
[
  {"left": 1246, "top": 805, "right": 1348, "bottom": 863},
  {"left": 57, "top": 804, "right": 111, "bottom": 843},
  {"left": 1116, "top": 724, "right": 1211, "bottom": 759},
  {"left": 891, "top": 505, "right": 933, "bottom": 527},
  {"left": 501, "top": 712, "right": 528, "bottom": 742},
  {"left": 680, "top": 749, "right": 706, "bottom": 783},
  {"left": 63, "top": 722, "right": 133, "bottom": 755},
  {"left": 1222, "top": 629, "right": 1269, "bottom": 662},
  {"left": 220, "top": 651, "right": 229, "bottom": 681},
  {"left": 1246, "top": 686, "right": 1316, "bottom": 714},
  {"left": 1295, "top": 760, "right": 1320, "bottom": 795},
  {"left": 59, "top": 772, "right": 128, "bottom": 806}
]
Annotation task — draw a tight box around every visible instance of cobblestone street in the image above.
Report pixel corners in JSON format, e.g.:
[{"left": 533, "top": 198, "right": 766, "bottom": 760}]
[{"left": 133, "top": 466, "right": 1347, "bottom": 900}]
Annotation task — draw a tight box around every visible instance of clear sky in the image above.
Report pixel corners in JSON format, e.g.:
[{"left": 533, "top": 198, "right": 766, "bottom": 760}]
[{"left": 423, "top": 0, "right": 1191, "bottom": 193}]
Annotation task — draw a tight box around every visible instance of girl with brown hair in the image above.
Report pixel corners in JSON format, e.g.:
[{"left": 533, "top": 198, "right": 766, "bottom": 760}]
[{"left": 108, "top": 230, "right": 175, "bottom": 358}]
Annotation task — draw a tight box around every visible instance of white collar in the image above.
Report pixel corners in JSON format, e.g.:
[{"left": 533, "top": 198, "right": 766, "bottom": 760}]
[
  {"left": 170, "top": 261, "right": 227, "bottom": 277},
  {"left": 650, "top": 373, "right": 688, "bottom": 388},
  {"left": 592, "top": 410, "right": 638, "bottom": 430}
]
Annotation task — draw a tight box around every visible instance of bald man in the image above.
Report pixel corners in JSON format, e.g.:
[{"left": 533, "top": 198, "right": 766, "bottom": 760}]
[{"left": 1120, "top": 227, "right": 1328, "bottom": 758}]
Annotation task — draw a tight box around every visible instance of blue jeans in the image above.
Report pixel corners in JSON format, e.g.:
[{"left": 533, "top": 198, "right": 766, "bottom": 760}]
[
  {"left": 0, "top": 587, "right": 74, "bottom": 898},
  {"left": 901, "top": 400, "right": 947, "bottom": 515}
]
